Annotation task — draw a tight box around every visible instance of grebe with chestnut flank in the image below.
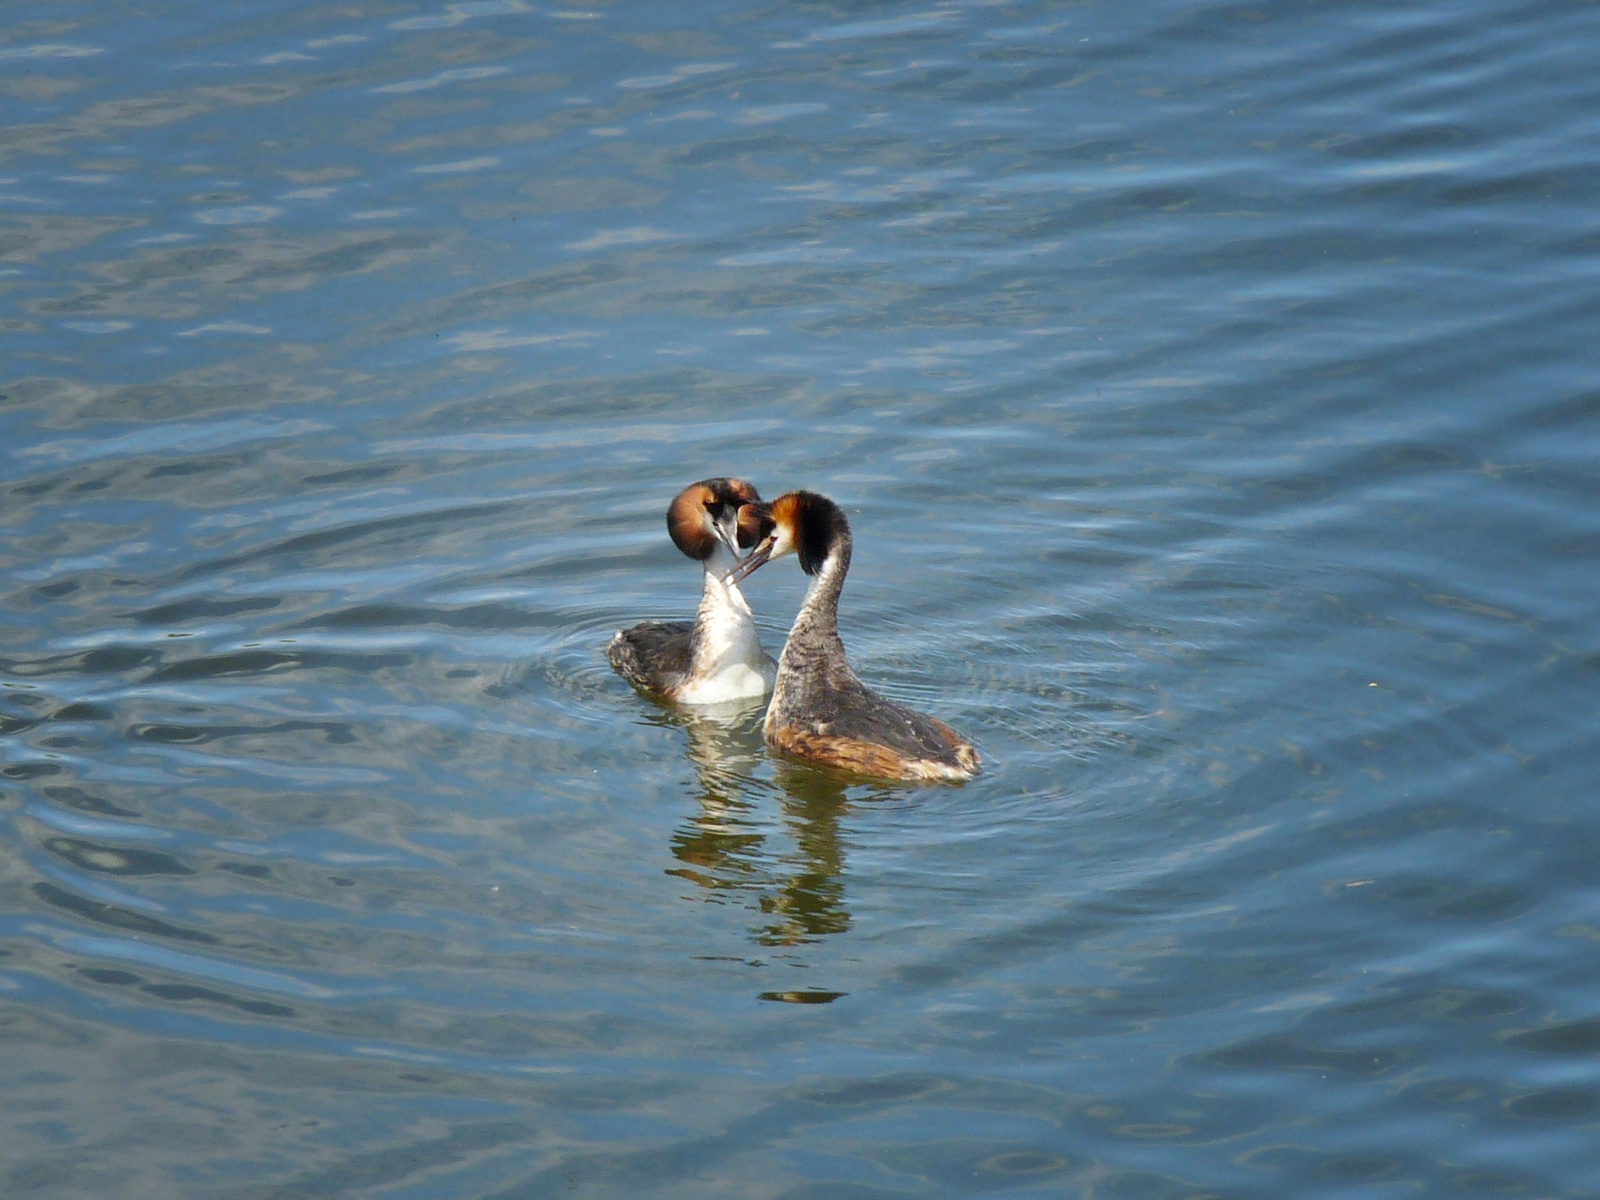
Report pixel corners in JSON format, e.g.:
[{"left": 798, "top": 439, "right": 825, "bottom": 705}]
[
  {"left": 607, "top": 478, "right": 776, "bottom": 704},
  {"left": 729, "top": 491, "right": 980, "bottom": 782}
]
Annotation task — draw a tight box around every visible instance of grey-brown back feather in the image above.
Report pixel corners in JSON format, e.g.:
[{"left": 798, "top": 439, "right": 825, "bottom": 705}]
[
  {"left": 607, "top": 620, "right": 694, "bottom": 695},
  {"left": 772, "top": 647, "right": 969, "bottom": 767}
]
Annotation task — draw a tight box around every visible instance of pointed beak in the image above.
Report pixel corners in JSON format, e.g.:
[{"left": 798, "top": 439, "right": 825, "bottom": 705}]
[
  {"left": 710, "top": 511, "right": 742, "bottom": 560},
  {"left": 724, "top": 536, "right": 775, "bottom": 585}
]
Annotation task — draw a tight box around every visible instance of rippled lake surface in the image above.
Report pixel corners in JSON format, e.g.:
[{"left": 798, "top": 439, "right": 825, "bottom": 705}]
[{"left": 4, "top": 1, "right": 1600, "bottom": 1195}]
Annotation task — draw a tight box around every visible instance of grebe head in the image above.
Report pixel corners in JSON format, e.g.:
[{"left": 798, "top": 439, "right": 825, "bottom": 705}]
[
  {"left": 667, "top": 477, "right": 763, "bottom": 564},
  {"left": 727, "top": 490, "right": 849, "bottom": 583}
]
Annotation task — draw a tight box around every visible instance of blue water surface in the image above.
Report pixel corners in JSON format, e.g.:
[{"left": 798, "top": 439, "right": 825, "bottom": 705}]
[{"left": 3, "top": 0, "right": 1599, "bottom": 1196}]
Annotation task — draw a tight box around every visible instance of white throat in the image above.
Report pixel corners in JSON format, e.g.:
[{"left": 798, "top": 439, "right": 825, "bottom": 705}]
[{"left": 676, "top": 557, "right": 774, "bottom": 704}]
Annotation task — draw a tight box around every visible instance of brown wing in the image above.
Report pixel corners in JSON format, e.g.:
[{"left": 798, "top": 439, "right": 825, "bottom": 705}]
[
  {"left": 817, "top": 674, "right": 975, "bottom": 765},
  {"left": 769, "top": 725, "right": 977, "bottom": 782},
  {"left": 769, "top": 726, "right": 918, "bottom": 778},
  {"left": 771, "top": 673, "right": 979, "bottom": 781},
  {"left": 607, "top": 621, "right": 693, "bottom": 694}
]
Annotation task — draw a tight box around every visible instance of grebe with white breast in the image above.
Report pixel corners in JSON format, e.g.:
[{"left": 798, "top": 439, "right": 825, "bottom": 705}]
[
  {"left": 607, "top": 478, "right": 776, "bottom": 704},
  {"left": 729, "top": 490, "right": 980, "bottom": 782}
]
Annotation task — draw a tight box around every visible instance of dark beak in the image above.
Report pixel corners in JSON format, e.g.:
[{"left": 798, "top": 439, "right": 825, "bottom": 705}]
[
  {"left": 724, "top": 536, "right": 775, "bottom": 585},
  {"left": 710, "top": 510, "right": 742, "bottom": 559}
]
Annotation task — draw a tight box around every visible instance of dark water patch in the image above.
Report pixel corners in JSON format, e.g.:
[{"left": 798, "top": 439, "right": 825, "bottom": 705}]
[
  {"left": 141, "top": 982, "right": 296, "bottom": 1019},
  {"left": 147, "top": 648, "right": 415, "bottom": 684},
  {"left": 129, "top": 595, "right": 280, "bottom": 625},
  {"left": 209, "top": 1121, "right": 530, "bottom": 1200},
  {"left": 1245, "top": 1146, "right": 1414, "bottom": 1186},
  {"left": 2, "top": 761, "right": 64, "bottom": 781},
  {"left": 75, "top": 966, "right": 296, "bottom": 1019},
  {"left": 977, "top": 1149, "right": 1076, "bottom": 1176},
  {"left": 1503, "top": 1017, "right": 1600, "bottom": 1057},
  {"left": 12, "top": 583, "right": 90, "bottom": 621},
  {"left": 44, "top": 837, "right": 195, "bottom": 877},
  {"left": 667, "top": 133, "right": 792, "bottom": 169},
  {"left": 174, "top": 500, "right": 517, "bottom": 580},
  {"left": 32, "top": 882, "right": 216, "bottom": 945},
  {"left": 1401, "top": 1078, "right": 1493, "bottom": 1110},
  {"left": 144, "top": 454, "right": 244, "bottom": 480},
  {"left": 216, "top": 861, "right": 271, "bottom": 879},
  {"left": 49, "top": 701, "right": 113, "bottom": 722},
  {"left": 76, "top": 645, "right": 161, "bottom": 675},
  {"left": 34, "top": 231, "right": 438, "bottom": 319},
  {"left": 301, "top": 462, "right": 405, "bottom": 487},
  {"left": 75, "top": 382, "right": 303, "bottom": 424},
  {"left": 43, "top": 786, "right": 141, "bottom": 820},
  {"left": 9, "top": 478, "right": 57, "bottom": 500},
  {"left": 1337, "top": 985, "right": 1527, "bottom": 1026},
  {"left": 419, "top": 258, "right": 629, "bottom": 326},
  {"left": 131, "top": 716, "right": 358, "bottom": 747},
  {"left": 1504, "top": 1086, "right": 1600, "bottom": 1122},
  {"left": 242, "top": 232, "right": 436, "bottom": 285},
  {"left": 1081, "top": 1169, "right": 1240, "bottom": 1200},
  {"left": 0, "top": 711, "right": 37, "bottom": 737},
  {"left": 1446, "top": 1166, "right": 1556, "bottom": 1196},
  {"left": 306, "top": 600, "right": 530, "bottom": 633},
  {"left": 803, "top": 1075, "right": 952, "bottom": 1110},
  {"left": 1200, "top": 1035, "right": 1405, "bottom": 1080},
  {"left": 80, "top": 968, "right": 142, "bottom": 987},
  {"left": 37, "top": 732, "right": 87, "bottom": 750},
  {"left": 1524, "top": 387, "right": 1600, "bottom": 432}
]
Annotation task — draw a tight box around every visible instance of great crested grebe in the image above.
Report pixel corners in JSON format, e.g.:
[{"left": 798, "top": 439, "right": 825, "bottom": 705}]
[
  {"left": 729, "top": 490, "right": 980, "bottom": 782},
  {"left": 607, "top": 478, "right": 776, "bottom": 704}
]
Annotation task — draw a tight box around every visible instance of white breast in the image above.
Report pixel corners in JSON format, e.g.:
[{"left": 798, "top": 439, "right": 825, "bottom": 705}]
[{"left": 677, "top": 569, "right": 774, "bottom": 704}]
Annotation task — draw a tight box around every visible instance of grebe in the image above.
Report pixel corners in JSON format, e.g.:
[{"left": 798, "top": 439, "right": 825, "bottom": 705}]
[
  {"left": 607, "top": 478, "right": 776, "bottom": 704},
  {"left": 729, "top": 491, "right": 980, "bottom": 782}
]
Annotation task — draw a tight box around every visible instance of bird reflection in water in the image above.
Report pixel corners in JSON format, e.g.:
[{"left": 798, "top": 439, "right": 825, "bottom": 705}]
[
  {"left": 755, "top": 761, "right": 853, "bottom": 946},
  {"left": 645, "top": 702, "right": 860, "bottom": 948}
]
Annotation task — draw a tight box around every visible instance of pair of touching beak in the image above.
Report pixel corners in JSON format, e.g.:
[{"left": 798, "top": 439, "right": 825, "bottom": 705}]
[{"left": 728, "top": 503, "right": 782, "bottom": 586}]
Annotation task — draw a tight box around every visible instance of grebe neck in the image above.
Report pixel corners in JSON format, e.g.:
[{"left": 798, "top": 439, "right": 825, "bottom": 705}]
[
  {"left": 688, "top": 558, "right": 760, "bottom": 672},
  {"left": 788, "top": 533, "right": 852, "bottom": 653}
]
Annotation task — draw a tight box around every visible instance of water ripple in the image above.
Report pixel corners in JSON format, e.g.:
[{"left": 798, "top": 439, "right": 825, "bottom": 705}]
[{"left": 2, "top": 0, "right": 1598, "bottom": 1194}]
